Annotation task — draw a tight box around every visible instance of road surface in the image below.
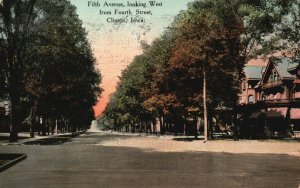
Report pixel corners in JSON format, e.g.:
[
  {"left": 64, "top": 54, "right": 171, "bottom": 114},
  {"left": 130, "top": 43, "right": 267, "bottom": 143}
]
[{"left": 0, "top": 132, "right": 299, "bottom": 188}]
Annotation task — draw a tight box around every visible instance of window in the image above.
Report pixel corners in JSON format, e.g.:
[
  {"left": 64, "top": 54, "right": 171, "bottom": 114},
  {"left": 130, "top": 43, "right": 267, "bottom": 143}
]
[
  {"left": 269, "top": 69, "right": 279, "bottom": 82},
  {"left": 248, "top": 95, "right": 254, "bottom": 103}
]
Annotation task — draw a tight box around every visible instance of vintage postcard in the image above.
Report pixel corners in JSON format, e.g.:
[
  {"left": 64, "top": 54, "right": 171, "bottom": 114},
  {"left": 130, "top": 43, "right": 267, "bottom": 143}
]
[{"left": 0, "top": 0, "right": 300, "bottom": 187}]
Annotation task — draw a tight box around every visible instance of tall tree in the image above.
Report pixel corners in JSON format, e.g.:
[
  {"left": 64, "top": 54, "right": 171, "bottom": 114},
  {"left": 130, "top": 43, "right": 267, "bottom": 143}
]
[
  {"left": 1, "top": 0, "right": 102, "bottom": 139},
  {"left": 168, "top": 1, "right": 244, "bottom": 140},
  {"left": 0, "top": 0, "right": 36, "bottom": 141},
  {"left": 25, "top": 0, "right": 102, "bottom": 135}
]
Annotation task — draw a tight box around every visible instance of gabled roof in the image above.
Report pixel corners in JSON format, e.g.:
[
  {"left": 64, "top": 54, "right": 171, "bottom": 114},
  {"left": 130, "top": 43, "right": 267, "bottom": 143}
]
[
  {"left": 262, "top": 57, "right": 300, "bottom": 82},
  {"left": 288, "top": 62, "right": 300, "bottom": 74},
  {"left": 272, "top": 57, "right": 299, "bottom": 79},
  {"left": 244, "top": 66, "right": 265, "bottom": 80}
]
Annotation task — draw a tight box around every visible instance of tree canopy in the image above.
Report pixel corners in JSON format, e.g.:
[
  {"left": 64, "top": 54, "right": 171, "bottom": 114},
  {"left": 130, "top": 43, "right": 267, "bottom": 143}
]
[
  {"left": 100, "top": 0, "right": 300, "bottom": 136},
  {"left": 0, "top": 0, "right": 102, "bottom": 139}
]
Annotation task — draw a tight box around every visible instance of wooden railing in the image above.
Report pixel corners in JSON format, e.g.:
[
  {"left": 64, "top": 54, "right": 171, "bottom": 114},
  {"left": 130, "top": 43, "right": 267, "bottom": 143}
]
[
  {"left": 255, "top": 98, "right": 300, "bottom": 108},
  {"left": 258, "top": 98, "right": 300, "bottom": 103}
]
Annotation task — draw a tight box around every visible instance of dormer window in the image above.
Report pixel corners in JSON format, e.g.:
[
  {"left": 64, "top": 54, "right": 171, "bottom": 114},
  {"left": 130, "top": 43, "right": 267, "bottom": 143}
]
[{"left": 269, "top": 69, "right": 279, "bottom": 82}]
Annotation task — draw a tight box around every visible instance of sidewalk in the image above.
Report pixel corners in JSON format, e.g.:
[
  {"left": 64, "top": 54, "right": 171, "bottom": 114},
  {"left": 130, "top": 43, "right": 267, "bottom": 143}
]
[
  {"left": 98, "top": 133, "right": 300, "bottom": 157},
  {"left": 0, "top": 132, "right": 75, "bottom": 145}
]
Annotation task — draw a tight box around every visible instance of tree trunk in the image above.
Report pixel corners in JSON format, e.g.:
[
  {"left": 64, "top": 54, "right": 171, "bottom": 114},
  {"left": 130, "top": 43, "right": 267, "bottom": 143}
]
[
  {"left": 9, "top": 98, "right": 19, "bottom": 142},
  {"left": 195, "top": 116, "right": 199, "bottom": 139},
  {"left": 160, "top": 116, "right": 165, "bottom": 134},
  {"left": 203, "top": 66, "right": 208, "bottom": 142},
  {"left": 9, "top": 104, "right": 18, "bottom": 142},
  {"left": 233, "top": 108, "right": 239, "bottom": 141},
  {"left": 183, "top": 118, "right": 186, "bottom": 136},
  {"left": 42, "top": 117, "right": 46, "bottom": 136},
  {"left": 29, "top": 101, "right": 38, "bottom": 137},
  {"left": 29, "top": 108, "right": 35, "bottom": 138}
]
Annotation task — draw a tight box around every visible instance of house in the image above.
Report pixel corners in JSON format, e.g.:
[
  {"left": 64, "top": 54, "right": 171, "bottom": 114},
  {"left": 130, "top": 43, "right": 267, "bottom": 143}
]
[
  {"left": 238, "top": 57, "right": 300, "bottom": 138},
  {"left": 258, "top": 57, "right": 300, "bottom": 135}
]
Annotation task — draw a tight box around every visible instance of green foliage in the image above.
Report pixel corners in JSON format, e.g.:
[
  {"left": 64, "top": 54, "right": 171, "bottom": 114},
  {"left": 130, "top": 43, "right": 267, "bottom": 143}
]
[
  {"left": 97, "top": 115, "right": 112, "bottom": 130},
  {"left": 104, "top": 54, "right": 152, "bottom": 128},
  {"left": 24, "top": 0, "right": 102, "bottom": 129},
  {"left": 278, "top": 1, "right": 300, "bottom": 57},
  {"left": 0, "top": 0, "right": 102, "bottom": 135},
  {"left": 0, "top": 0, "right": 36, "bottom": 100},
  {"left": 103, "top": 0, "right": 300, "bottom": 133}
]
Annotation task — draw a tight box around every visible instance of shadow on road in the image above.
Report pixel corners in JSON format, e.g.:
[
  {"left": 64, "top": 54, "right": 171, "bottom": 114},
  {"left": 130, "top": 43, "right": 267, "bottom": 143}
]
[
  {"left": 24, "top": 137, "right": 71, "bottom": 145},
  {"left": 172, "top": 138, "right": 203, "bottom": 142}
]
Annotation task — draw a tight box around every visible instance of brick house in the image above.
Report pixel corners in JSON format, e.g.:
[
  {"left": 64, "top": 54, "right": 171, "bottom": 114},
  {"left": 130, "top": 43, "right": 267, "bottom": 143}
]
[{"left": 238, "top": 57, "right": 300, "bottom": 138}]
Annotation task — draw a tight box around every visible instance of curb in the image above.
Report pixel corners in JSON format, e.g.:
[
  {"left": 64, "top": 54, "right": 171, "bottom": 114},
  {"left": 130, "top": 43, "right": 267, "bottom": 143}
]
[
  {"left": 0, "top": 154, "right": 27, "bottom": 173},
  {"left": 0, "top": 132, "right": 84, "bottom": 145}
]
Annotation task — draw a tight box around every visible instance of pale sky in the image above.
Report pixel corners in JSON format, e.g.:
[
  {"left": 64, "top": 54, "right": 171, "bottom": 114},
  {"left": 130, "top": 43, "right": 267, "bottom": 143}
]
[{"left": 70, "top": 0, "right": 193, "bottom": 117}]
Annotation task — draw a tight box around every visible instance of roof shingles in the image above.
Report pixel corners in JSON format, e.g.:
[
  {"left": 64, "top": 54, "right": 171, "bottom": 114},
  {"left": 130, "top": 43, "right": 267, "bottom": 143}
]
[
  {"left": 244, "top": 66, "right": 265, "bottom": 80},
  {"left": 272, "top": 57, "right": 299, "bottom": 79}
]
